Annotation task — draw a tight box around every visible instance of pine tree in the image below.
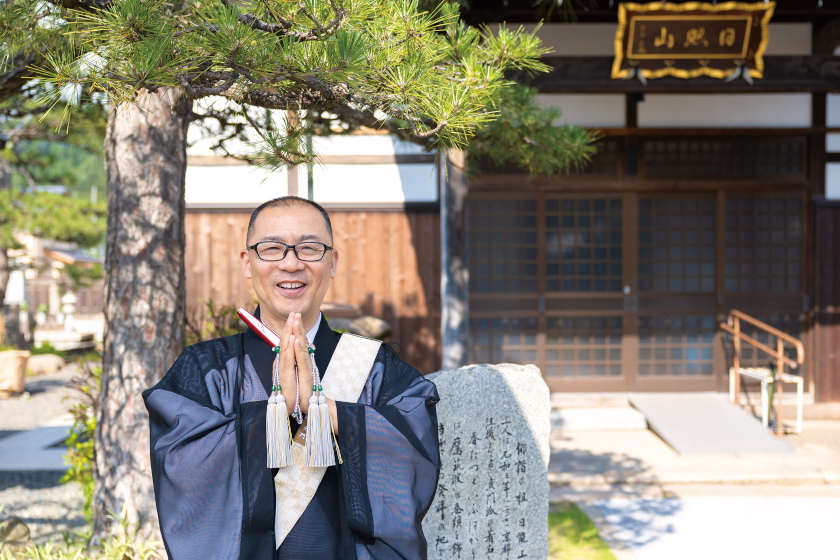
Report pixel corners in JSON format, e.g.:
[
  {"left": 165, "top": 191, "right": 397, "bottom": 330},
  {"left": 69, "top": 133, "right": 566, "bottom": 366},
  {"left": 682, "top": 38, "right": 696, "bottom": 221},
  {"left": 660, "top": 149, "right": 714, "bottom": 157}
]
[{"left": 2, "top": 0, "right": 598, "bottom": 538}]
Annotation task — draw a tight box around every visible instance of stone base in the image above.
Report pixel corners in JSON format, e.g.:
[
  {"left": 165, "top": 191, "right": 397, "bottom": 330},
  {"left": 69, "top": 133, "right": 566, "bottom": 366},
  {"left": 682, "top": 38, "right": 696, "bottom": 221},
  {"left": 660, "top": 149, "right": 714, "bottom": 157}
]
[{"left": 0, "top": 350, "right": 30, "bottom": 398}]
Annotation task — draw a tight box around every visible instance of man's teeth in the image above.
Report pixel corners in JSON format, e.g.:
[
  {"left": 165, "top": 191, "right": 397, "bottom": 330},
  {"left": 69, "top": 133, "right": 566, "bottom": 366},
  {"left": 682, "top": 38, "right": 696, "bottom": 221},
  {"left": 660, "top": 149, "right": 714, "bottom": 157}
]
[{"left": 279, "top": 282, "right": 305, "bottom": 289}]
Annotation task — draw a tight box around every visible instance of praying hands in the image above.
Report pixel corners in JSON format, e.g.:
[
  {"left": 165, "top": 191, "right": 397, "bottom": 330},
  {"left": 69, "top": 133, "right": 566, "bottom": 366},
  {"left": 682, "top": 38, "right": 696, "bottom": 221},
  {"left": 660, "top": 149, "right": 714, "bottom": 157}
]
[{"left": 269, "top": 312, "right": 338, "bottom": 439}]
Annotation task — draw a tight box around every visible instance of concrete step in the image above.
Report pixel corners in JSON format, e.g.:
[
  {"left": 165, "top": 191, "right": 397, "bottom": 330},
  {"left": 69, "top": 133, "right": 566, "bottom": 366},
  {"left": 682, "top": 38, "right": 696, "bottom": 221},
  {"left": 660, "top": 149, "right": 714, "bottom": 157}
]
[
  {"left": 552, "top": 407, "right": 648, "bottom": 432},
  {"left": 551, "top": 393, "right": 630, "bottom": 408}
]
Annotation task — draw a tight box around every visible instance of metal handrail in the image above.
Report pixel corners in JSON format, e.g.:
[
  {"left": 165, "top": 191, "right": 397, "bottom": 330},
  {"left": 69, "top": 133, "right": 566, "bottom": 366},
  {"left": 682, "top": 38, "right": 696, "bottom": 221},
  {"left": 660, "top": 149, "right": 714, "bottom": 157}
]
[
  {"left": 720, "top": 309, "right": 805, "bottom": 436},
  {"left": 718, "top": 325, "right": 801, "bottom": 369},
  {"left": 726, "top": 309, "right": 805, "bottom": 364}
]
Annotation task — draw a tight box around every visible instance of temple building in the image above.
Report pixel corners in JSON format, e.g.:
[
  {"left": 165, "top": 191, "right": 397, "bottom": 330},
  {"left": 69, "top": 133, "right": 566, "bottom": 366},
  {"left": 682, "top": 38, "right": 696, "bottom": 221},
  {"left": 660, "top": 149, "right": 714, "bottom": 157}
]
[{"left": 183, "top": 1, "right": 840, "bottom": 403}]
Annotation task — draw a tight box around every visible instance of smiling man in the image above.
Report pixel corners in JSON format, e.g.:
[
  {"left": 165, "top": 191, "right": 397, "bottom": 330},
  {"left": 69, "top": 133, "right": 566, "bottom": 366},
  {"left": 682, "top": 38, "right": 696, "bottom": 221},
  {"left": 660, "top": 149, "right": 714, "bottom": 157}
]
[{"left": 143, "top": 196, "right": 441, "bottom": 560}]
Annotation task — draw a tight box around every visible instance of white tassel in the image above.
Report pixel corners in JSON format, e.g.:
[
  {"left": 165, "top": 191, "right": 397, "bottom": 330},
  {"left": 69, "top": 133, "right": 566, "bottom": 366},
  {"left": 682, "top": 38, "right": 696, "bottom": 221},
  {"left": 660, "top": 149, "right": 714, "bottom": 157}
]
[
  {"left": 266, "top": 393, "right": 292, "bottom": 468},
  {"left": 317, "top": 394, "right": 336, "bottom": 466},
  {"left": 266, "top": 395, "right": 277, "bottom": 465},
  {"left": 303, "top": 344, "right": 340, "bottom": 467},
  {"left": 266, "top": 354, "right": 292, "bottom": 468},
  {"left": 304, "top": 393, "right": 319, "bottom": 466}
]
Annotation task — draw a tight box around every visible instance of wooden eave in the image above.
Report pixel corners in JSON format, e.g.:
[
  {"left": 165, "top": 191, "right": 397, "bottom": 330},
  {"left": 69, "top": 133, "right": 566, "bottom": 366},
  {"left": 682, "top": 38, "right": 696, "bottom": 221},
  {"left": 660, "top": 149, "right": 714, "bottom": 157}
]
[
  {"left": 462, "top": 1, "right": 840, "bottom": 24},
  {"left": 514, "top": 55, "right": 840, "bottom": 94}
]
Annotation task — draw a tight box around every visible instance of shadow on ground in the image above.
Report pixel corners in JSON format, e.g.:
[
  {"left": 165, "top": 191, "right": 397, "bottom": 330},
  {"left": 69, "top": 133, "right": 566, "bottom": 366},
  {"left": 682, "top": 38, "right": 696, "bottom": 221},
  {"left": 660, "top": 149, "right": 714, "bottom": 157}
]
[
  {"left": 550, "top": 435, "right": 683, "bottom": 551},
  {"left": 0, "top": 471, "right": 66, "bottom": 491},
  {"left": 0, "top": 471, "right": 85, "bottom": 545},
  {"left": 24, "top": 376, "right": 70, "bottom": 397}
]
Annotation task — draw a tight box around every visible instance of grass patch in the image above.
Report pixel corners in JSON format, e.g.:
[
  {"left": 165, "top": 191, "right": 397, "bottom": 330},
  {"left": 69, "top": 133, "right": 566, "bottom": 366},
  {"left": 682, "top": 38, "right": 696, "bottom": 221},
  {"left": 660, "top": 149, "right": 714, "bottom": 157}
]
[
  {"left": 549, "top": 502, "right": 616, "bottom": 560},
  {"left": 29, "top": 342, "right": 66, "bottom": 357}
]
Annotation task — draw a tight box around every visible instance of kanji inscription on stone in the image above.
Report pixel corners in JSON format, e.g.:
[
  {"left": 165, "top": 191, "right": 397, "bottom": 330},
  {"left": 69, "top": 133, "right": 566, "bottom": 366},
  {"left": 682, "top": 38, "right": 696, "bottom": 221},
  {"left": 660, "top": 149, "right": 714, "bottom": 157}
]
[{"left": 425, "top": 364, "right": 550, "bottom": 559}]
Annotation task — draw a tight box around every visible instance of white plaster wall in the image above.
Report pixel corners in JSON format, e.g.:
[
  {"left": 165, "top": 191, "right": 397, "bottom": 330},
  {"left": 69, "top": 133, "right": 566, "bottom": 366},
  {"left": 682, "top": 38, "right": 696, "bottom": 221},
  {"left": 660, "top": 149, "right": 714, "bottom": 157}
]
[
  {"left": 505, "top": 23, "right": 811, "bottom": 57},
  {"left": 187, "top": 129, "right": 262, "bottom": 157},
  {"left": 536, "top": 94, "right": 625, "bottom": 127},
  {"left": 185, "top": 165, "right": 288, "bottom": 206},
  {"left": 188, "top": 96, "right": 288, "bottom": 157},
  {"left": 312, "top": 163, "right": 436, "bottom": 203},
  {"left": 827, "top": 134, "right": 840, "bottom": 153},
  {"left": 827, "top": 164, "right": 840, "bottom": 201},
  {"left": 638, "top": 94, "right": 811, "bottom": 128},
  {"left": 312, "top": 135, "right": 429, "bottom": 156},
  {"left": 763, "top": 23, "right": 812, "bottom": 56},
  {"left": 527, "top": 23, "right": 616, "bottom": 56},
  {"left": 187, "top": 97, "right": 429, "bottom": 159},
  {"left": 828, "top": 94, "right": 840, "bottom": 127}
]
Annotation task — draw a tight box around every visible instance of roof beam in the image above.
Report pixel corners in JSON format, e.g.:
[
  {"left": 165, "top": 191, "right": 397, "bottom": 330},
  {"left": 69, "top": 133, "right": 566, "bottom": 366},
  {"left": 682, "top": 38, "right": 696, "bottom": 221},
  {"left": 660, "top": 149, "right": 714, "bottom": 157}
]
[{"left": 516, "top": 56, "right": 840, "bottom": 94}]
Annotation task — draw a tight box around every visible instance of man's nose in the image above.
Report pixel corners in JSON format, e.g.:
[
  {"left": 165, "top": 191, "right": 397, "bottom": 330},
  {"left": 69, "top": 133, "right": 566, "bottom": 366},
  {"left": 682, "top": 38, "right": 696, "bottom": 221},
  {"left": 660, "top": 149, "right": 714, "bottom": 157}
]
[{"left": 277, "top": 250, "right": 305, "bottom": 270}]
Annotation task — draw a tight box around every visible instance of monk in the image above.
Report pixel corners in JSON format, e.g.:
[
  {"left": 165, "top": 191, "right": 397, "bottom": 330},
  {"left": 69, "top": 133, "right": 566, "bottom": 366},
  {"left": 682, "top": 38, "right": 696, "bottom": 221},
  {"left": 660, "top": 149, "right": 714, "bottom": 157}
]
[{"left": 143, "top": 196, "right": 440, "bottom": 559}]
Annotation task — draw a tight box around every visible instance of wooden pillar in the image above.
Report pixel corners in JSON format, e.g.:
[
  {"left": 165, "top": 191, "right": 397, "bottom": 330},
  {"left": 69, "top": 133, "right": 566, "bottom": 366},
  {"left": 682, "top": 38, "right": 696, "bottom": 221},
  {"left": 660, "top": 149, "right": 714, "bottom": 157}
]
[
  {"left": 814, "top": 201, "right": 840, "bottom": 402},
  {"left": 807, "top": 93, "right": 827, "bottom": 396},
  {"left": 441, "top": 149, "right": 469, "bottom": 369}
]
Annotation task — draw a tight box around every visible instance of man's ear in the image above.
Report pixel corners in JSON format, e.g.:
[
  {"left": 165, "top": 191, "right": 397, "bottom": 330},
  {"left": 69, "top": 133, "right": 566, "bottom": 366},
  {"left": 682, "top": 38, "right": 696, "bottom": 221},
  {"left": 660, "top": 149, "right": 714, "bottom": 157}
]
[
  {"left": 240, "top": 249, "right": 252, "bottom": 279},
  {"left": 330, "top": 248, "right": 339, "bottom": 277}
]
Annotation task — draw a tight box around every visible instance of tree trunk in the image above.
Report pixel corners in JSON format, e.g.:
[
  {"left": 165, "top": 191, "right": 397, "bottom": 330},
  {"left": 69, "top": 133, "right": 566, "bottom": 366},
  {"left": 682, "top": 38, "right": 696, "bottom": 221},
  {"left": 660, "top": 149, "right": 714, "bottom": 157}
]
[
  {"left": 441, "top": 150, "right": 469, "bottom": 369},
  {"left": 93, "top": 87, "right": 191, "bottom": 539}
]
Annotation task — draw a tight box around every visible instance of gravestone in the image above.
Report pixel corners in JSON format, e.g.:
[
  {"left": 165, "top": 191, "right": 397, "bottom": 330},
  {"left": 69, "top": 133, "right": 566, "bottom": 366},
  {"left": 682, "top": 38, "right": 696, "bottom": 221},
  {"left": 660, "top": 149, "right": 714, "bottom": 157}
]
[{"left": 425, "top": 363, "right": 551, "bottom": 560}]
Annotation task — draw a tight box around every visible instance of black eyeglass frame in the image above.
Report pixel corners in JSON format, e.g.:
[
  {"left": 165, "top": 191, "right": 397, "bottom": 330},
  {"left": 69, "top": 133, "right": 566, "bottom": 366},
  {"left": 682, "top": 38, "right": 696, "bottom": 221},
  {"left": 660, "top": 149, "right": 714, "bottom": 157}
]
[{"left": 247, "top": 240, "right": 334, "bottom": 262}]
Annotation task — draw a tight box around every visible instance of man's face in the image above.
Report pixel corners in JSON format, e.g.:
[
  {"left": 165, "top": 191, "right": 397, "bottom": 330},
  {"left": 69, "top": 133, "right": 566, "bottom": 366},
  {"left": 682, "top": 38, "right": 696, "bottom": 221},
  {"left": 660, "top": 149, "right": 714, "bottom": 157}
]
[{"left": 241, "top": 204, "right": 338, "bottom": 330}]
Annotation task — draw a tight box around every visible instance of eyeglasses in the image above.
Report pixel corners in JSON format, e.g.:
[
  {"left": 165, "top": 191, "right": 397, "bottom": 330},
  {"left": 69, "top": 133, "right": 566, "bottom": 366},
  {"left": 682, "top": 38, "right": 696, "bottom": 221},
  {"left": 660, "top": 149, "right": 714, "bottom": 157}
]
[{"left": 247, "top": 240, "right": 333, "bottom": 262}]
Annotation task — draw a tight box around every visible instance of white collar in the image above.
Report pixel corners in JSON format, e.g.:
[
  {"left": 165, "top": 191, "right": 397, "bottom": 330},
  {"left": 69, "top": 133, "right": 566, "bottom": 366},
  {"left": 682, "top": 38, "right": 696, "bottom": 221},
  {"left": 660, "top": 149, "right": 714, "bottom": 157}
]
[{"left": 306, "top": 312, "right": 322, "bottom": 344}]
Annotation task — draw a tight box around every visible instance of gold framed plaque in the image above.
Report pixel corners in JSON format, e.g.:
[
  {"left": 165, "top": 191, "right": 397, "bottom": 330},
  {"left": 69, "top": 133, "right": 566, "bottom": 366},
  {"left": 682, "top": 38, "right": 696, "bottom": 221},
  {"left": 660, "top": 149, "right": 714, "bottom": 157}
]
[{"left": 612, "top": 2, "right": 775, "bottom": 80}]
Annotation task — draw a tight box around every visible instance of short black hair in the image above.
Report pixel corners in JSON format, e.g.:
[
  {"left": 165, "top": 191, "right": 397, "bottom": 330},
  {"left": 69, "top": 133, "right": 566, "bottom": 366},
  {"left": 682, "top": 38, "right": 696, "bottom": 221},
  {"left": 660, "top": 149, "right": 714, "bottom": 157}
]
[{"left": 246, "top": 196, "right": 334, "bottom": 245}]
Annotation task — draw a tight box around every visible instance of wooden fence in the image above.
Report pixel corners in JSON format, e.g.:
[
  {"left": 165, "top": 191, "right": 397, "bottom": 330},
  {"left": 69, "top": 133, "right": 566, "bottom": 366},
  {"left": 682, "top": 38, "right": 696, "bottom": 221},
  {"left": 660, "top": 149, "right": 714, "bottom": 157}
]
[{"left": 184, "top": 207, "right": 442, "bottom": 373}]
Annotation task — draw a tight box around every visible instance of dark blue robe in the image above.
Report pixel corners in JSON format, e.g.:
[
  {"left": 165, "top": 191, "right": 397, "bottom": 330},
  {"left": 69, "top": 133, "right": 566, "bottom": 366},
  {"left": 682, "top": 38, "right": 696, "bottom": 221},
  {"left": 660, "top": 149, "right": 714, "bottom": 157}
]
[{"left": 143, "top": 317, "right": 440, "bottom": 559}]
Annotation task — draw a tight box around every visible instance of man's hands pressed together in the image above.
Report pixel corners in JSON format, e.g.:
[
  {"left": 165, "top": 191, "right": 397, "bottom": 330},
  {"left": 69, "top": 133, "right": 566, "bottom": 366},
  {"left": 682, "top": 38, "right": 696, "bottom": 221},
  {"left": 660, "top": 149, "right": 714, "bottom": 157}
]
[
  {"left": 271, "top": 312, "right": 313, "bottom": 415},
  {"left": 270, "top": 312, "right": 339, "bottom": 444}
]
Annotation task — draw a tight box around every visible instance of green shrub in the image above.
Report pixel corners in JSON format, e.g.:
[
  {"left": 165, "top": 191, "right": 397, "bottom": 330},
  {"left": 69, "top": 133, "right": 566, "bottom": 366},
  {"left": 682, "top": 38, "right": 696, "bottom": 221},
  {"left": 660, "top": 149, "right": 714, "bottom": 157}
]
[
  {"left": 185, "top": 299, "right": 248, "bottom": 346},
  {"left": 0, "top": 513, "right": 163, "bottom": 559},
  {"left": 60, "top": 359, "right": 100, "bottom": 524}
]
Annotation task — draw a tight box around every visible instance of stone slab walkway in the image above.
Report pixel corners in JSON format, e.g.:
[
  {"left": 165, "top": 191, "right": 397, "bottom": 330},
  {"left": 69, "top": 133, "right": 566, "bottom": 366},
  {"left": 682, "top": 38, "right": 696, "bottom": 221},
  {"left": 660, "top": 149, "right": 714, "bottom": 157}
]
[
  {"left": 551, "top": 398, "right": 840, "bottom": 560},
  {"left": 580, "top": 491, "right": 840, "bottom": 560}
]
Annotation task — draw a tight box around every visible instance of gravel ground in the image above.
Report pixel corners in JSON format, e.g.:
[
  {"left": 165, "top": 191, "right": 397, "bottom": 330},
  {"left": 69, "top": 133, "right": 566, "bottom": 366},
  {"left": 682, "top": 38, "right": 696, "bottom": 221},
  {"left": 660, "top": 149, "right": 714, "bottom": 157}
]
[
  {"left": 0, "top": 365, "right": 88, "bottom": 545},
  {"left": 0, "top": 472, "right": 86, "bottom": 544},
  {"left": 0, "top": 365, "right": 84, "bottom": 430}
]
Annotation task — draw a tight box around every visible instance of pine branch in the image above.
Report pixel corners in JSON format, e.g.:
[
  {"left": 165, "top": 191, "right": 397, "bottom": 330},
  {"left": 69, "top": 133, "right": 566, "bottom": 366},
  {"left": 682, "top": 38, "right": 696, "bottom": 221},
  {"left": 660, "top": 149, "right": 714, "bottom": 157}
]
[
  {"left": 0, "top": 54, "right": 38, "bottom": 100},
  {"left": 4, "top": 0, "right": 598, "bottom": 170},
  {"left": 221, "top": 0, "right": 346, "bottom": 42},
  {"left": 238, "top": 86, "right": 435, "bottom": 150}
]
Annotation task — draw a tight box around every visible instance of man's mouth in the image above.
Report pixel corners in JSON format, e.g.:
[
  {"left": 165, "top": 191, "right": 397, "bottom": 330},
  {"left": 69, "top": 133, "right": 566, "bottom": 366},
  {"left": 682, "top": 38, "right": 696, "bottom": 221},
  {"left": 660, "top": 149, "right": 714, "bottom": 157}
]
[{"left": 276, "top": 281, "right": 307, "bottom": 295}]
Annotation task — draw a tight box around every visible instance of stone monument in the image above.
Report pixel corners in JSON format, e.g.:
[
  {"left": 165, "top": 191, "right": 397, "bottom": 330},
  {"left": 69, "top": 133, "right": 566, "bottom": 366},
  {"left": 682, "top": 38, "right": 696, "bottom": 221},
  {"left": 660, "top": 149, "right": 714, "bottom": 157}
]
[{"left": 424, "top": 363, "right": 551, "bottom": 560}]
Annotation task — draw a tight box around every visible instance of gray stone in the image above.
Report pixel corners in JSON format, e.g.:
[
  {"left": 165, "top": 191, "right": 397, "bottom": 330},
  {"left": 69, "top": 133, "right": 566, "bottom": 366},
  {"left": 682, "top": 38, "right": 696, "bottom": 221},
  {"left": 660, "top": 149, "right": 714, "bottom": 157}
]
[
  {"left": 26, "top": 354, "right": 66, "bottom": 377},
  {"left": 347, "top": 316, "right": 391, "bottom": 339},
  {"left": 425, "top": 363, "right": 551, "bottom": 559},
  {"left": 0, "top": 516, "right": 31, "bottom": 546},
  {"left": 328, "top": 316, "right": 391, "bottom": 339}
]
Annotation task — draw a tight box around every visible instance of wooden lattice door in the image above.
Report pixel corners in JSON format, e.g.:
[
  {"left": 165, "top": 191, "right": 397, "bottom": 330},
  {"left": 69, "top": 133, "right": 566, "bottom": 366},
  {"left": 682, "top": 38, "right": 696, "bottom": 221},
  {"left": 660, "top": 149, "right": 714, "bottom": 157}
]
[{"left": 465, "top": 191, "right": 805, "bottom": 392}]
